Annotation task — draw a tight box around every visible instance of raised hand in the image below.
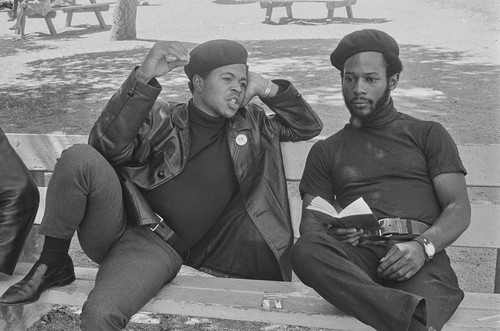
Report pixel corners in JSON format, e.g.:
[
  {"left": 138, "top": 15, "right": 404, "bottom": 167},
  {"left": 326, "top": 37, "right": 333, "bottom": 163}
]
[
  {"left": 136, "top": 41, "right": 190, "bottom": 83},
  {"left": 242, "top": 71, "right": 277, "bottom": 106}
]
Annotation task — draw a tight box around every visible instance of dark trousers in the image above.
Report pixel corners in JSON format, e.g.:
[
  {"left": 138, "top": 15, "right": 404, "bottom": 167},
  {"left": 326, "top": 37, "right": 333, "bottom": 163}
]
[
  {"left": 291, "top": 232, "right": 463, "bottom": 331},
  {"left": 39, "top": 144, "right": 183, "bottom": 330}
]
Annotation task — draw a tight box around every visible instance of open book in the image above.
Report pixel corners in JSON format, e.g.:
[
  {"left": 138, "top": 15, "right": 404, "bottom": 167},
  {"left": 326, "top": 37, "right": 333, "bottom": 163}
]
[{"left": 306, "top": 197, "right": 380, "bottom": 230}]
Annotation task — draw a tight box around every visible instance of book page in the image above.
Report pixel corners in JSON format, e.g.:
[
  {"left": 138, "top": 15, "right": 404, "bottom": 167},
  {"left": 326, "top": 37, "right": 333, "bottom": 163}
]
[
  {"left": 306, "top": 196, "right": 339, "bottom": 217},
  {"left": 337, "top": 197, "right": 373, "bottom": 218}
]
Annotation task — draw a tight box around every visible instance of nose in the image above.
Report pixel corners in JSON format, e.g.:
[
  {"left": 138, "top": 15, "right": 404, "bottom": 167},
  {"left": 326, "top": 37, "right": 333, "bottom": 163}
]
[
  {"left": 353, "top": 80, "right": 366, "bottom": 95},
  {"left": 231, "top": 84, "right": 242, "bottom": 94}
]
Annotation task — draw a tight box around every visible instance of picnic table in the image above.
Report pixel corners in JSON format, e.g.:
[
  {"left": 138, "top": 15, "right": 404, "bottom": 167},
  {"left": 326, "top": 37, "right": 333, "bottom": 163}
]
[{"left": 3, "top": 0, "right": 113, "bottom": 36}]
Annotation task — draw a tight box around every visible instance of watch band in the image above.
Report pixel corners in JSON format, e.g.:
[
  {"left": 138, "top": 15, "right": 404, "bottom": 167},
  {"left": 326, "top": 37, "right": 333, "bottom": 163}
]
[{"left": 263, "top": 80, "right": 273, "bottom": 98}]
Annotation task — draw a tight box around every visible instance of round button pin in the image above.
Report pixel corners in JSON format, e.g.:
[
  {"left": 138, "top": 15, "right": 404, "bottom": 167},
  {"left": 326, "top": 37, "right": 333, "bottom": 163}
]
[{"left": 236, "top": 134, "right": 247, "bottom": 146}]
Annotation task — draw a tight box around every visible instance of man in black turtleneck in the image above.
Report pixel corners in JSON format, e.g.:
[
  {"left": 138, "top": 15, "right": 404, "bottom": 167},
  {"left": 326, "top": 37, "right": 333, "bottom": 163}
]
[
  {"left": 290, "top": 30, "right": 470, "bottom": 331},
  {"left": 0, "top": 40, "right": 322, "bottom": 330}
]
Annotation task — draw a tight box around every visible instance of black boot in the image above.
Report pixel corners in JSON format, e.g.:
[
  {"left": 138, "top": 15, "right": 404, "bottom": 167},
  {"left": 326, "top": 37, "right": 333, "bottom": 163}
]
[{"left": 0, "top": 256, "right": 75, "bottom": 305}]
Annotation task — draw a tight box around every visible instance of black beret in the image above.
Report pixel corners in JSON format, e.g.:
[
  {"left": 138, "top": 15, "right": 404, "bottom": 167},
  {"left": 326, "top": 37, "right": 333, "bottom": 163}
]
[
  {"left": 184, "top": 39, "right": 248, "bottom": 80},
  {"left": 330, "top": 29, "right": 399, "bottom": 71}
]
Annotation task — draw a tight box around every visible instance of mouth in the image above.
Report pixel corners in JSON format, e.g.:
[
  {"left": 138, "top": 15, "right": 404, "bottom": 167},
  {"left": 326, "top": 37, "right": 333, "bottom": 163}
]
[
  {"left": 351, "top": 99, "right": 370, "bottom": 107},
  {"left": 228, "top": 98, "right": 240, "bottom": 108}
]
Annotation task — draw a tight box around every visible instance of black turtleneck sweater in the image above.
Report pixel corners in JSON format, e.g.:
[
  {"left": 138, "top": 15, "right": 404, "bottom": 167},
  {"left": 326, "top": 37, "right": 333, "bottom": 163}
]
[
  {"left": 300, "top": 99, "right": 466, "bottom": 225},
  {"left": 143, "top": 102, "right": 239, "bottom": 248}
]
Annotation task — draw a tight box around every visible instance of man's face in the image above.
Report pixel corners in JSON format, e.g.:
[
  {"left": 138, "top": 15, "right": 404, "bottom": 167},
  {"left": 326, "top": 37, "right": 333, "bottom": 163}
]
[
  {"left": 193, "top": 64, "right": 247, "bottom": 118},
  {"left": 341, "top": 52, "right": 393, "bottom": 123}
]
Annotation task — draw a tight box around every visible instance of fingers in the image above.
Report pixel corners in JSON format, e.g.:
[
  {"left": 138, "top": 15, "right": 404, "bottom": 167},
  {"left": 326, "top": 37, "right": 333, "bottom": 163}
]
[
  {"left": 152, "top": 41, "right": 190, "bottom": 63},
  {"left": 328, "top": 227, "right": 363, "bottom": 245},
  {"left": 138, "top": 41, "right": 190, "bottom": 82},
  {"left": 378, "top": 242, "right": 425, "bottom": 281},
  {"left": 242, "top": 72, "right": 268, "bottom": 106}
]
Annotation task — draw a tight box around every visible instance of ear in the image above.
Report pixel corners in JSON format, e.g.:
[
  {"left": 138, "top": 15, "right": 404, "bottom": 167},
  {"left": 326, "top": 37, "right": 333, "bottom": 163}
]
[
  {"left": 193, "top": 74, "right": 204, "bottom": 92},
  {"left": 388, "top": 73, "right": 399, "bottom": 91}
]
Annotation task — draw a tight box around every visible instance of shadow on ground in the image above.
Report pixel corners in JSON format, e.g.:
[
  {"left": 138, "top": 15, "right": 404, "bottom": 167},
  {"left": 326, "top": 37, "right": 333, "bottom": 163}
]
[{"left": 0, "top": 39, "right": 498, "bottom": 144}]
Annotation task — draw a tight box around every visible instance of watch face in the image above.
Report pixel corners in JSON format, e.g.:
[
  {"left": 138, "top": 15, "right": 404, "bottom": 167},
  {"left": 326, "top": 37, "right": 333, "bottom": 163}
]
[{"left": 424, "top": 239, "right": 435, "bottom": 259}]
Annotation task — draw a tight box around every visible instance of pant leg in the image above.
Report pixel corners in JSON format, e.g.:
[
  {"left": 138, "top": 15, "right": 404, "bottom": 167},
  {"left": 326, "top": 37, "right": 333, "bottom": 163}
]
[
  {"left": 39, "top": 144, "right": 127, "bottom": 263},
  {"left": 80, "top": 225, "right": 183, "bottom": 331},
  {"left": 384, "top": 244, "right": 464, "bottom": 330},
  {"left": 291, "top": 232, "right": 425, "bottom": 331}
]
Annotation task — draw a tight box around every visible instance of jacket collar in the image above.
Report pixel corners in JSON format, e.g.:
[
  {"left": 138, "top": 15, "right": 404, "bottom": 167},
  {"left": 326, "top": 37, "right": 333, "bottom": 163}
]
[
  {"left": 172, "top": 100, "right": 253, "bottom": 132},
  {"left": 171, "top": 102, "right": 190, "bottom": 130}
]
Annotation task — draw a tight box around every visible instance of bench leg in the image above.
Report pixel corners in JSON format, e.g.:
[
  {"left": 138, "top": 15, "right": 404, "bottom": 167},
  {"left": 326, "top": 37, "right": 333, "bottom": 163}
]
[
  {"left": 346, "top": 5, "right": 354, "bottom": 19},
  {"left": 93, "top": 9, "right": 106, "bottom": 29},
  {"left": 44, "top": 17, "right": 57, "bottom": 36},
  {"left": 65, "top": 11, "right": 73, "bottom": 27},
  {"left": 264, "top": 4, "right": 273, "bottom": 23},
  {"left": 326, "top": 2, "right": 334, "bottom": 23},
  {"left": 285, "top": 3, "right": 293, "bottom": 20},
  {"left": 0, "top": 302, "right": 53, "bottom": 331}
]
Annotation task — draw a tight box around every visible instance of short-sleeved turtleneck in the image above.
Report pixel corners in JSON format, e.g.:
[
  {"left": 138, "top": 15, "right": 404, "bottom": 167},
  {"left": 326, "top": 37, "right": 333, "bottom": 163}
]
[{"left": 143, "top": 101, "right": 239, "bottom": 248}]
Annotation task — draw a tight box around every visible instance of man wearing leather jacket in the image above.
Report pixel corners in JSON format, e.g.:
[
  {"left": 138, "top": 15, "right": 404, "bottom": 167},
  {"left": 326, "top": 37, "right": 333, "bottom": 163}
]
[
  {"left": 0, "top": 128, "right": 39, "bottom": 276},
  {"left": 0, "top": 39, "right": 322, "bottom": 330}
]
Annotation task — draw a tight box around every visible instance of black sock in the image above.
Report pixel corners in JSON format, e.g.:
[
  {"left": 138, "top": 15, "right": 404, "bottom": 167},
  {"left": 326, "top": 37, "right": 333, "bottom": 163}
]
[{"left": 39, "top": 236, "right": 72, "bottom": 267}]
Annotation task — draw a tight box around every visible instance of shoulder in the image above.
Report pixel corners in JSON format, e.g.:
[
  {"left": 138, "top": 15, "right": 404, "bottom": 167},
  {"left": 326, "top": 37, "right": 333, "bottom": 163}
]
[{"left": 395, "top": 112, "right": 451, "bottom": 137}]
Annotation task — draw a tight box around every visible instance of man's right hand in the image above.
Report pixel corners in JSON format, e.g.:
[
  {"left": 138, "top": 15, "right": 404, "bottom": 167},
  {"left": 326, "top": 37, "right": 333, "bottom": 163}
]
[
  {"left": 136, "top": 41, "right": 190, "bottom": 83},
  {"left": 327, "top": 227, "right": 364, "bottom": 246}
]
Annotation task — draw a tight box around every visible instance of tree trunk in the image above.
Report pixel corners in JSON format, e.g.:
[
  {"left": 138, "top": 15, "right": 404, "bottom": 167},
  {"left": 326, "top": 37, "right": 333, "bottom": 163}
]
[{"left": 110, "top": 0, "right": 137, "bottom": 40}]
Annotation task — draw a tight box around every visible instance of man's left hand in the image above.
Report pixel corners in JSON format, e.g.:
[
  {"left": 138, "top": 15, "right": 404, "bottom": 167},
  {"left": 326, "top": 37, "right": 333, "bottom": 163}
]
[
  {"left": 242, "top": 72, "right": 277, "bottom": 106},
  {"left": 377, "top": 241, "right": 426, "bottom": 281}
]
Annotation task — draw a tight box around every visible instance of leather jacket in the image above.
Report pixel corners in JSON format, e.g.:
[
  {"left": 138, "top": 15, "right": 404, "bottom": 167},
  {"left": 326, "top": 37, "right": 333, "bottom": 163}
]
[
  {"left": 0, "top": 128, "right": 39, "bottom": 275},
  {"left": 89, "top": 69, "right": 322, "bottom": 280}
]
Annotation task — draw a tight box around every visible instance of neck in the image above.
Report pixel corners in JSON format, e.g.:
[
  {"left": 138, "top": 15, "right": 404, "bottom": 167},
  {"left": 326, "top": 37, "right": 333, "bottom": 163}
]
[{"left": 350, "top": 98, "right": 396, "bottom": 128}]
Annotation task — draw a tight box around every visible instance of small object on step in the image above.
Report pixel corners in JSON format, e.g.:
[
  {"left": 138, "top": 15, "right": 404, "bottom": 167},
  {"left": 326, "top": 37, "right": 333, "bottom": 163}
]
[{"left": 262, "top": 291, "right": 283, "bottom": 309}]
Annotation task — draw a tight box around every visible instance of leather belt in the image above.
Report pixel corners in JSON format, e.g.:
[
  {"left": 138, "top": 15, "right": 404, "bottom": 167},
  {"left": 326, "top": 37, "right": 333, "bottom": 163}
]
[
  {"left": 377, "top": 218, "right": 430, "bottom": 236},
  {"left": 148, "top": 219, "right": 190, "bottom": 260}
]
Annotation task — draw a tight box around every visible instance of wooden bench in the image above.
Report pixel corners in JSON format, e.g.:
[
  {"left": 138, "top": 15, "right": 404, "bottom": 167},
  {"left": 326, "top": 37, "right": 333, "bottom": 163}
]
[
  {"left": 260, "top": 0, "right": 356, "bottom": 24},
  {"left": 0, "top": 133, "right": 499, "bottom": 330},
  {"left": 4, "top": 1, "right": 113, "bottom": 37}
]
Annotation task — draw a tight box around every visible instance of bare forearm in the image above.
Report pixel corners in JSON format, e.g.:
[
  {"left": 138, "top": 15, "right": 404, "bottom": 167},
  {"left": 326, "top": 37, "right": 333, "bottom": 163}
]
[{"left": 419, "top": 202, "right": 470, "bottom": 252}]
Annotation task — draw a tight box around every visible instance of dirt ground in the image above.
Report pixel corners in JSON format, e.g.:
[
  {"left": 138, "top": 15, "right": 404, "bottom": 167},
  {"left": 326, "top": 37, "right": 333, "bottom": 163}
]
[{"left": 0, "top": 0, "right": 499, "bottom": 330}]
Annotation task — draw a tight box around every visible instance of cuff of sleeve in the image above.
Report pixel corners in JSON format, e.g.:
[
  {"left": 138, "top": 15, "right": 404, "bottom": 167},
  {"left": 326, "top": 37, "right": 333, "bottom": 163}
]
[{"left": 133, "top": 66, "right": 161, "bottom": 88}]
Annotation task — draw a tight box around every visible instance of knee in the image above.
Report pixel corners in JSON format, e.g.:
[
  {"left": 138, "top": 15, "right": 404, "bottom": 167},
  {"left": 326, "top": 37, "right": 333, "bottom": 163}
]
[
  {"left": 56, "top": 144, "right": 105, "bottom": 170},
  {"left": 81, "top": 300, "right": 127, "bottom": 330},
  {"left": 291, "top": 232, "right": 326, "bottom": 271}
]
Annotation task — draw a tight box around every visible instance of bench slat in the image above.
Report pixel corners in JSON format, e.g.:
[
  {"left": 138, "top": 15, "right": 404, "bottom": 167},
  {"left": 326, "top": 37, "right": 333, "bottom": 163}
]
[
  {"left": 6, "top": 133, "right": 87, "bottom": 172},
  {"left": 281, "top": 141, "right": 500, "bottom": 187},
  {"left": 61, "top": 3, "right": 110, "bottom": 13}
]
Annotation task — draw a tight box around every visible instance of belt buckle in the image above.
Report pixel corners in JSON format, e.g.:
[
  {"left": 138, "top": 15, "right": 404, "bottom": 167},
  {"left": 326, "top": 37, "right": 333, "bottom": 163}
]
[
  {"left": 377, "top": 218, "right": 389, "bottom": 236},
  {"left": 149, "top": 214, "right": 164, "bottom": 232},
  {"left": 376, "top": 219, "right": 383, "bottom": 236},
  {"left": 377, "top": 217, "right": 403, "bottom": 237}
]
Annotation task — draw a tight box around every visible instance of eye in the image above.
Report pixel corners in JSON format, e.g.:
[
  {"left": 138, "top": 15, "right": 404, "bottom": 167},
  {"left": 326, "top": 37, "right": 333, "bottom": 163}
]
[
  {"left": 223, "top": 77, "right": 232, "bottom": 82},
  {"left": 240, "top": 82, "right": 247, "bottom": 88},
  {"left": 344, "top": 76, "right": 355, "bottom": 83},
  {"left": 367, "top": 77, "right": 377, "bottom": 82}
]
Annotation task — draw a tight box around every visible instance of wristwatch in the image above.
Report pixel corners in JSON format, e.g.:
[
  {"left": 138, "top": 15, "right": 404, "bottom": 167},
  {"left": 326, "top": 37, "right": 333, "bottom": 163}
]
[{"left": 415, "top": 237, "right": 436, "bottom": 261}]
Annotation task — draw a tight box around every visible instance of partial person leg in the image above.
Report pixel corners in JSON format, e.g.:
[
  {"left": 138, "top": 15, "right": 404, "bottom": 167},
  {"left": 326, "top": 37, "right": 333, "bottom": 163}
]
[
  {"left": 0, "top": 144, "right": 127, "bottom": 305},
  {"left": 80, "top": 226, "right": 183, "bottom": 331},
  {"left": 8, "top": 2, "right": 24, "bottom": 30},
  {"left": 291, "top": 232, "right": 426, "bottom": 331},
  {"left": 8, "top": 0, "right": 19, "bottom": 20},
  {"left": 385, "top": 241, "right": 464, "bottom": 330}
]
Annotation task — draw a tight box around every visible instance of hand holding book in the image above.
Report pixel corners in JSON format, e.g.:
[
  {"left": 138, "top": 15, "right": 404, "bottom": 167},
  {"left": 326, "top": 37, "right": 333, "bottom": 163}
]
[{"left": 306, "top": 197, "right": 381, "bottom": 230}]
